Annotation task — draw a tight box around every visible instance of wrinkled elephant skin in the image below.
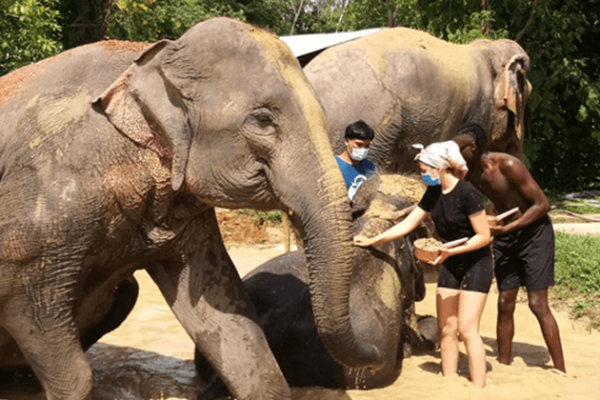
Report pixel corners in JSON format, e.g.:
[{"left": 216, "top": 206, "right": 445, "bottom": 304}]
[
  {"left": 0, "top": 18, "right": 378, "bottom": 400},
  {"left": 304, "top": 27, "right": 532, "bottom": 173},
  {"left": 195, "top": 174, "right": 439, "bottom": 394},
  {"left": 0, "top": 344, "right": 350, "bottom": 400}
]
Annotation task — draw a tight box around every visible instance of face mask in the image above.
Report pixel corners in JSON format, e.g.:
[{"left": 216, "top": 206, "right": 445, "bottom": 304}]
[
  {"left": 421, "top": 171, "right": 440, "bottom": 186},
  {"left": 350, "top": 147, "right": 369, "bottom": 161}
]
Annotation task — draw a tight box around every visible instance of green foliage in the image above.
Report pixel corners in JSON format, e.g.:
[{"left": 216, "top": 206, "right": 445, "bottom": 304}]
[
  {"left": 290, "top": 1, "right": 343, "bottom": 34},
  {"left": 445, "top": 10, "right": 509, "bottom": 43},
  {"left": 0, "top": 0, "right": 62, "bottom": 75},
  {"left": 552, "top": 199, "right": 600, "bottom": 215},
  {"left": 554, "top": 232, "right": 600, "bottom": 296},
  {"left": 109, "top": 0, "right": 245, "bottom": 42},
  {"left": 239, "top": 209, "right": 282, "bottom": 226},
  {"left": 510, "top": 0, "right": 600, "bottom": 191},
  {"left": 554, "top": 231, "right": 600, "bottom": 325},
  {"left": 343, "top": 0, "right": 422, "bottom": 31}
]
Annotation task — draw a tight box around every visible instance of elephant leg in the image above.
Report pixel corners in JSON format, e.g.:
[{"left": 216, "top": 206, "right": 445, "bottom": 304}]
[
  {"left": 147, "top": 215, "right": 291, "bottom": 400},
  {"left": 0, "top": 289, "right": 93, "bottom": 400},
  {"left": 80, "top": 277, "right": 139, "bottom": 351}
]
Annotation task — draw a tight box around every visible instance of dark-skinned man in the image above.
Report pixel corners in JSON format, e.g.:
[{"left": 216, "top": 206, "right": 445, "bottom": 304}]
[{"left": 453, "top": 122, "right": 566, "bottom": 374}]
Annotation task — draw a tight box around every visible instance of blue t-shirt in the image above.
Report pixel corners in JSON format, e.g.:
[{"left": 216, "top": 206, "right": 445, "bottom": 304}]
[{"left": 335, "top": 156, "right": 377, "bottom": 200}]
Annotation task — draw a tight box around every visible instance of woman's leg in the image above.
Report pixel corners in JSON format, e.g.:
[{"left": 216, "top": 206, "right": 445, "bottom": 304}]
[
  {"left": 458, "top": 290, "right": 489, "bottom": 388},
  {"left": 437, "top": 287, "right": 460, "bottom": 377}
]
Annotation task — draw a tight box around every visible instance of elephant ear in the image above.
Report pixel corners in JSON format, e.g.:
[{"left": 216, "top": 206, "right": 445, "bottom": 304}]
[
  {"left": 94, "top": 40, "right": 192, "bottom": 191},
  {"left": 496, "top": 54, "right": 532, "bottom": 141}
]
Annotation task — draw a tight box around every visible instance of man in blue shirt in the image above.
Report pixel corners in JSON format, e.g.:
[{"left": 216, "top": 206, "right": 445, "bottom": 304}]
[{"left": 335, "top": 120, "right": 377, "bottom": 200}]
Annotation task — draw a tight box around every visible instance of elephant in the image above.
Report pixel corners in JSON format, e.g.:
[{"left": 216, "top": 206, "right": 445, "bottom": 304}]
[
  {"left": 303, "top": 27, "right": 532, "bottom": 174},
  {"left": 195, "top": 173, "right": 440, "bottom": 396},
  {"left": 0, "top": 17, "right": 382, "bottom": 400}
]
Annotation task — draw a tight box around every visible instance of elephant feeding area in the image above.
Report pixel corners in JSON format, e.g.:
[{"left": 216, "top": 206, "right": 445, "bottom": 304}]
[{"left": 1, "top": 216, "right": 600, "bottom": 400}]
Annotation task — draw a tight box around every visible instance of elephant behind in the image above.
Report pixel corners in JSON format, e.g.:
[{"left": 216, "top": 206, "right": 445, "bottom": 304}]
[
  {"left": 195, "top": 174, "right": 439, "bottom": 395},
  {"left": 0, "top": 18, "right": 381, "bottom": 400},
  {"left": 304, "top": 27, "right": 532, "bottom": 173}
]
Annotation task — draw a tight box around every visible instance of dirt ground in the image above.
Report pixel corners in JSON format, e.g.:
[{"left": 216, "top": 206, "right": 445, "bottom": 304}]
[{"left": 2, "top": 210, "right": 599, "bottom": 400}]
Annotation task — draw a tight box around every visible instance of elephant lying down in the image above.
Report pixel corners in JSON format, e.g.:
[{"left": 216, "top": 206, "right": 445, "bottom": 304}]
[{"left": 196, "top": 174, "right": 440, "bottom": 396}]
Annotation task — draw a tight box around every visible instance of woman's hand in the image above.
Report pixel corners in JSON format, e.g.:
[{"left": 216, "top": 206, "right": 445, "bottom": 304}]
[
  {"left": 354, "top": 235, "right": 378, "bottom": 247},
  {"left": 429, "top": 247, "right": 451, "bottom": 266}
]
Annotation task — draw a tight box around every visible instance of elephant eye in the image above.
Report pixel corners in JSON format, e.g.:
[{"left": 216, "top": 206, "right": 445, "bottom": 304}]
[{"left": 245, "top": 108, "right": 278, "bottom": 136}]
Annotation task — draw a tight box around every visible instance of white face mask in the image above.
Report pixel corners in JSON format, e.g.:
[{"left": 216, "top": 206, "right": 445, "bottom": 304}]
[{"left": 350, "top": 147, "right": 369, "bottom": 161}]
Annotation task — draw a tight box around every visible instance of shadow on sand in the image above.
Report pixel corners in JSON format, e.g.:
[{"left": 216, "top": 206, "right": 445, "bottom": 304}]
[{"left": 416, "top": 336, "right": 551, "bottom": 380}]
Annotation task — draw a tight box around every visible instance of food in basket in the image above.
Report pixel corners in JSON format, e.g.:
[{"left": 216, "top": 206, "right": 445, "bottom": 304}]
[
  {"left": 413, "top": 237, "right": 443, "bottom": 262},
  {"left": 414, "top": 238, "right": 443, "bottom": 251}
]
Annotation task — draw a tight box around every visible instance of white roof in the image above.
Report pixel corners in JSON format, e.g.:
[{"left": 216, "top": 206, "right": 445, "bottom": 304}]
[{"left": 280, "top": 28, "right": 384, "bottom": 58}]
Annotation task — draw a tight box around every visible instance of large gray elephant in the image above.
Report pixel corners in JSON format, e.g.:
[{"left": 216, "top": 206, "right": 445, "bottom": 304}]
[
  {"left": 304, "top": 27, "right": 532, "bottom": 173},
  {"left": 195, "top": 174, "right": 440, "bottom": 396},
  {"left": 0, "top": 18, "right": 381, "bottom": 400}
]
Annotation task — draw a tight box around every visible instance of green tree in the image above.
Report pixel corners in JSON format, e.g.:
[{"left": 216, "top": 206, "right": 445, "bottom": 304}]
[
  {"left": 343, "top": 0, "right": 422, "bottom": 31},
  {"left": 108, "top": 0, "right": 244, "bottom": 42},
  {"left": 507, "top": 0, "right": 600, "bottom": 191},
  {"left": 0, "top": 0, "right": 62, "bottom": 75}
]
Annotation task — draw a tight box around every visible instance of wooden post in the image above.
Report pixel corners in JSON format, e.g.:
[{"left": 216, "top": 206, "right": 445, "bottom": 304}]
[{"left": 281, "top": 211, "right": 291, "bottom": 253}]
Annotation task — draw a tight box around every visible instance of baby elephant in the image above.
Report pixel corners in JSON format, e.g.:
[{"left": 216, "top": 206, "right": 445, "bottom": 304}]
[{"left": 196, "top": 174, "right": 439, "bottom": 397}]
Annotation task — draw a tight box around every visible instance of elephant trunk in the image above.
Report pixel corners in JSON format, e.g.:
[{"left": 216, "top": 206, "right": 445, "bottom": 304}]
[{"left": 286, "top": 175, "right": 383, "bottom": 370}]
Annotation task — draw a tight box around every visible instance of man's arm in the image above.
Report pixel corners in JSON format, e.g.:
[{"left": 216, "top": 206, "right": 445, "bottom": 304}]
[{"left": 495, "top": 157, "right": 550, "bottom": 235}]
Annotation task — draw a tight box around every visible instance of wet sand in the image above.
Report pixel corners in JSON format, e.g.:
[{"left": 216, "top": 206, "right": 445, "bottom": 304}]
[
  {"left": 229, "top": 245, "right": 600, "bottom": 400},
  {"left": 1, "top": 242, "right": 599, "bottom": 399}
]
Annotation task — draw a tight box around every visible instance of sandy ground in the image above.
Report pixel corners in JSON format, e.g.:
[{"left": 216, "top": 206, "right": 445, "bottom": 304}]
[
  {"left": 2, "top": 224, "right": 599, "bottom": 400},
  {"left": 552, "top": 222, "right": 600, "bottom": 235},
  {"left": 99, "top": 237, "right": 600, "bottom": 400},
  {"left": 227, "top": 242, "right": 600, "bottom": 400}
]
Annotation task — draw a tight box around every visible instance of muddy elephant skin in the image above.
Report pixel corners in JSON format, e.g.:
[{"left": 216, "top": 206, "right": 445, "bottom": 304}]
[
  {"left": 195, "top": 174, "right": 439, "bottom": 395},
  {"left": 304, "top": 27, "right": 532, "bottom": 174},
  {"left": 0, "top": 18, "right": 381, "bottom": 400}
]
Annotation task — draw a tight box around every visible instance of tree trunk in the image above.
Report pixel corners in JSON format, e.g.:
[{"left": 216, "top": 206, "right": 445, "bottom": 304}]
[
  {"left": 99, "top": 0, "right": 112, "bottom": 40},
  {"left": 289, "top": 0, "right": 305, "bottom": 35},
  {"left": 482, "top": 0, "right": 490, "bottom": 36},
  {"left": 335, "top": 0, "right": 350, "bottom": 32},
  {"left": 388, "top": 4, "right": 400, "bottom": 28}
]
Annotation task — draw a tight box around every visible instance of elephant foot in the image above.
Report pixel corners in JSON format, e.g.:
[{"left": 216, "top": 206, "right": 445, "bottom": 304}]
[
  {"left": 195, "top": 348, "right": 231, "bottom": 400},
  {"left": 197, "top": 376, "right": 231, "bottom": 400}
]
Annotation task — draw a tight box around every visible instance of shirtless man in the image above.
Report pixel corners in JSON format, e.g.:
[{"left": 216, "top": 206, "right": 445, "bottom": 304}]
[{"left": 453, "top": 122, "right": 566, "bottom": 373}]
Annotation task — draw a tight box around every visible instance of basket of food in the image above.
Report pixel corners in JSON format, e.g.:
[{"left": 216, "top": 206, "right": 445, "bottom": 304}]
[
  {"left": 413, "top": 237, "right": 470, "bottom": 263},
  {"left": 413, "top": 238, "right": 443, "bottom": 263}
]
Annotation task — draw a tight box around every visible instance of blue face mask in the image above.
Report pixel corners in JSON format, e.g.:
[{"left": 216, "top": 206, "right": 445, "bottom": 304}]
[{"left": 421, "top": 172, "right": 440, "bottom": 186}]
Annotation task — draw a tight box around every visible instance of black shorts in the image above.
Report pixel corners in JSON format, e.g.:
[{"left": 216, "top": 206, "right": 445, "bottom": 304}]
[
  {"left": 438, "top": 247, "right": 494, "bottom": 294},
  {"left": 493, "top": 215, "right": 555, "bottom": 292}
]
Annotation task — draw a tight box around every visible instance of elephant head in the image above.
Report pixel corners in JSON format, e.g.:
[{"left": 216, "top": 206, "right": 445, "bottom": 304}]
[
  {"left": 93, "top": 18, "right": 380, "bottom": 370},
  {"left": 474, "top": 38, "right": 532, "bottom": 159},
  {"left": 196, "top": 172, "right": 437, "bottom": 393}
]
